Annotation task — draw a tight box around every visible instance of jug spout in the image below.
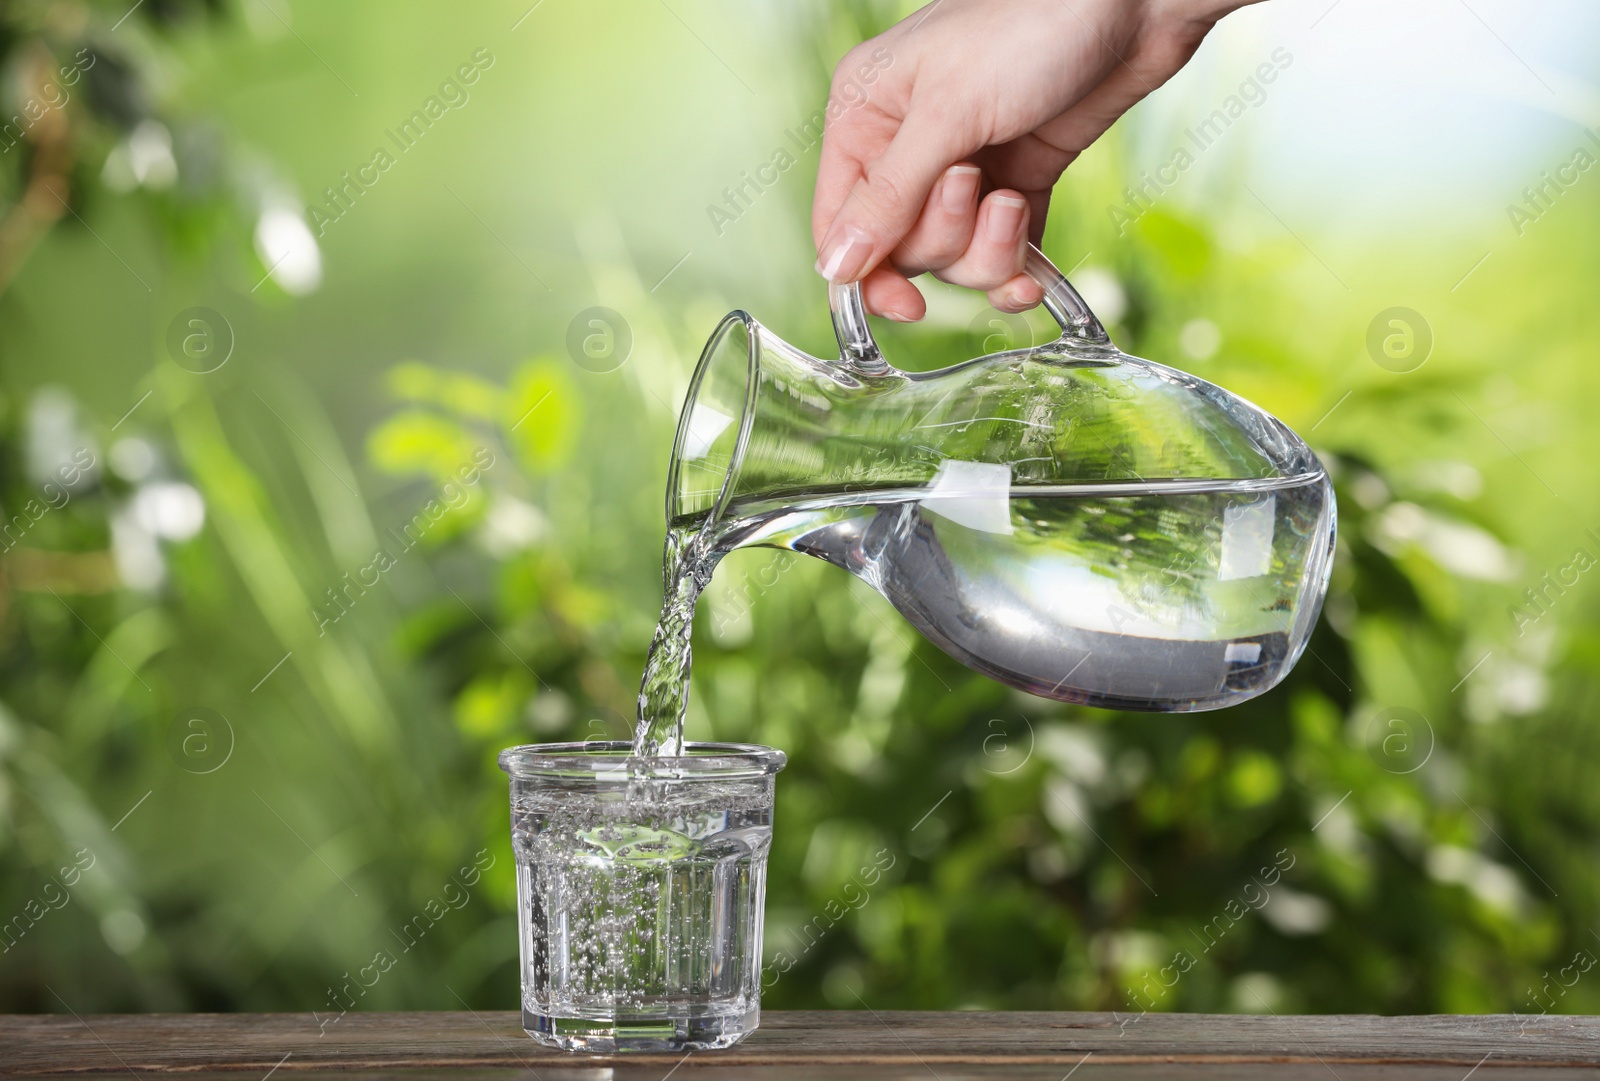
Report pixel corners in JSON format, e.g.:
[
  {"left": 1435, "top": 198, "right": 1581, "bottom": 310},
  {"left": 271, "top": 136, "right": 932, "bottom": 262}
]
[
  {"left": 667, "top": 310, "right": 755, "bottom": 528},
  {"left": 666, "top": 307, "right": 920, "bottom": 530}
]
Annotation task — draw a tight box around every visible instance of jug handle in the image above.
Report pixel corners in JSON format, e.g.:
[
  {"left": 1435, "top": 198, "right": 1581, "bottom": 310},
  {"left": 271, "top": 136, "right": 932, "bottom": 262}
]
[{"left": 828, "top": 242, "right": 1110, "bottom": 374}]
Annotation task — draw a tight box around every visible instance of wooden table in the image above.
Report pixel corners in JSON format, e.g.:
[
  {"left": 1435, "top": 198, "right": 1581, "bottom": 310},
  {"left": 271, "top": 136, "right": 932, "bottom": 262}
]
[{"left": 5, "top": 1011, "right": 1600, "bottom": 1079}]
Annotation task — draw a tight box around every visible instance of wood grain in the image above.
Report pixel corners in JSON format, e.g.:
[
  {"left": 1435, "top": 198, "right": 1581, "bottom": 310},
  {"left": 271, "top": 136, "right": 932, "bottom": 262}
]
[{"left": 3, "top": 1010, "right": 1599, "bottom": 1078}]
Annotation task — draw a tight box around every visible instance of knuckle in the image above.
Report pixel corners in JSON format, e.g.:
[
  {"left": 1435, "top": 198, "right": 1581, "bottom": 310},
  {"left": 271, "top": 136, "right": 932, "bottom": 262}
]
[
  {"left": 966, "top": 258, "right": 1017, "bottom": 290},
  {"left": 863, "top": 164, "right": 910, "bottom": 214},
  {"left": 829, "top": 46, "right": 869, "bottom": 94},
  {"left": 832, "top": 45, "right": 862, "bottom": 78},
  {"left": 932, "top": 264, "right": 981, "bottom": 291},
  {"left": 836, "top": 42, "right": 873, "bottom": 76},
  {"left": 905, "top": 234, "right": 963, "bottom": 271}
]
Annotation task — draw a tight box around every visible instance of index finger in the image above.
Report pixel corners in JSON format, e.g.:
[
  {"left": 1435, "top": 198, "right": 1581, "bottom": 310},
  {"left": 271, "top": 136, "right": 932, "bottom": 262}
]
[{"left": 811, "top": 101, "right": 899, "bottom": 247}]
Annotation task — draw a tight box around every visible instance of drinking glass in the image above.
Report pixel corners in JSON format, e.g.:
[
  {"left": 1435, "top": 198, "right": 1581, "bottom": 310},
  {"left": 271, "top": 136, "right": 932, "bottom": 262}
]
[{"left": 498, "top": 741, "right": 786, "bottom": 1052}]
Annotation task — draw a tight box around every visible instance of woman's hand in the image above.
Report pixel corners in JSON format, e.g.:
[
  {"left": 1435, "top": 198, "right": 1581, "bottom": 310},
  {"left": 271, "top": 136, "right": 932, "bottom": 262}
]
[{"left": 812, "top": 0, "right": 1257, "bottom": 320}]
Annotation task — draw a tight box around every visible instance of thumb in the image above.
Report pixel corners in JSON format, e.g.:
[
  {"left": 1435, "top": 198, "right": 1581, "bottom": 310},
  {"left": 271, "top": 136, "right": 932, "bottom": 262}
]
[{"left": 815, "top": 110, "right": 965, "bottom": 284}]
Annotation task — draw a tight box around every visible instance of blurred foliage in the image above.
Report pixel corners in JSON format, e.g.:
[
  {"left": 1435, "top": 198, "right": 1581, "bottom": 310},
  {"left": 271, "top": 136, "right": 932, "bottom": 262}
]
[{"left": 2, "top": 0, "right": 1600, "bottom": 1025}]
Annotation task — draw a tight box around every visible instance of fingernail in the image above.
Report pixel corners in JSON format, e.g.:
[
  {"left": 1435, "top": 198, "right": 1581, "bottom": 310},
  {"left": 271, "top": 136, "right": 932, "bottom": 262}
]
[
  {"left": 883, "top": 310, "right": 914, "bottom": 322},
  {"left": 815, "top": 226, "right": 872, "bottom": 283},
  {"left": 941, "top": 166, "right": 981, "bottom": 213},
  {"left": 985, "top": 195, "right": 1027, "bottom": 242}
]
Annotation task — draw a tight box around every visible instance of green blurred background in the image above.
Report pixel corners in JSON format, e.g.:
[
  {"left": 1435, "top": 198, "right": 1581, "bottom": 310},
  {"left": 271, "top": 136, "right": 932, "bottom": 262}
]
[{"left": 3, "top": 0, "right": 1600, "bottom": 1018}]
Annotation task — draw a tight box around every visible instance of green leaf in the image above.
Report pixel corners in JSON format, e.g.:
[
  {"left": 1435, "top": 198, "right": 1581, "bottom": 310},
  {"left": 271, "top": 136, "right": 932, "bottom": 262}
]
[
  {"left": 368, "top": 409, "right": 480, "bottom": 482},
  {"left": 505, "top": 357, "right": 579, "bottom": 473}
]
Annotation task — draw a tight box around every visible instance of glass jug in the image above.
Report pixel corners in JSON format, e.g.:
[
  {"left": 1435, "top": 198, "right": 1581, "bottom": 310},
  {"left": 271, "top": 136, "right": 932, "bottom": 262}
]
[{"left": 666, "top": 245, "right": 1335, "bottom": 713}]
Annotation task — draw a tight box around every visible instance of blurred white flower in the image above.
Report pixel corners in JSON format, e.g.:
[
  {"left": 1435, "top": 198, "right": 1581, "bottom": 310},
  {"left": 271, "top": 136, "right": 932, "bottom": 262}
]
[
  {"left": 1231, "top": 973, "right": 1286, "bottom": 1014},
  {"left": 1312, "top": 792, "right": 1363, "bottom": 856},
  {"left": 101, "top": 909, "right": 147, "bottom": 955},
  {"left": 1426, "top": 844, "right": 1528, "bottom": 916},
  {"left": 1466, "top": 635, "right": 1554, "bottom": 723},
  {"left": 26, "top": 387, "right": 97, "bottom": 487},
  {"left": 1492, "top": 660, "right": 1548, "bottom": 715},
  {"left": 1027, "top": 842, "right": 1070, "bottom": 883},
  {"left": 1043, "top": 775, "right": 1089, "bottom": 837},
  {"left": 1373, "top": 501, "right": 1425, "bottom": 541},
  {"left": 525, "top": 690, "right": 572, "bottom": 734},
  {"left": 110, "top": 438, "right": 158, "bottom": 482},
  {"left": 1090, "top": 929, "right": 1164, "bottom": 971},
  {"left": 1349, "top": 471, "right": 1390, "bottom": 510},
  {"left": 254, "top": 206, "right": 323, "bottom": 295},
  {"left": 111, "top": 511, "right": 164, "bottom": 590},
  {"left": 1179, "top": 317, "right": 1221, "bottom": 360},
  {"left": 1112, "top": 748, "right": 1150, "bottom": 796},
  {"left": 132, "top": 482, "right": 205, "bottom": 541},
  {"left": 1409, "top": 460, "right": 1483, "bottom": 501},
  {"left": 1072, "top": 267, "right": 1126, "bottom": 326},
  {"left": 1037, "top": 724, "right": 1106, "bottom": 787},
  {"left": 1261, "top": 887, "right": 1333, "bottom": 935},
  {"left": 129, "top": 121, "right": 177, "bottom": 188},
  {"left": 102, "top": 120, "right": 178, "bottom": 192},
  {"left": 481, "top": 496, "right": 547, "bottom": 557},
  {"left": 1371, "top": 502, "right": 1518, "bottom": 581}
]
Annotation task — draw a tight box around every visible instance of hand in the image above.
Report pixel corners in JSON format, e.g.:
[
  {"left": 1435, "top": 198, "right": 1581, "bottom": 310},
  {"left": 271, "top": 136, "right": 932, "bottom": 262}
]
[{"left": 812, "top": 0, "right": 1257, "bottom": 320}]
